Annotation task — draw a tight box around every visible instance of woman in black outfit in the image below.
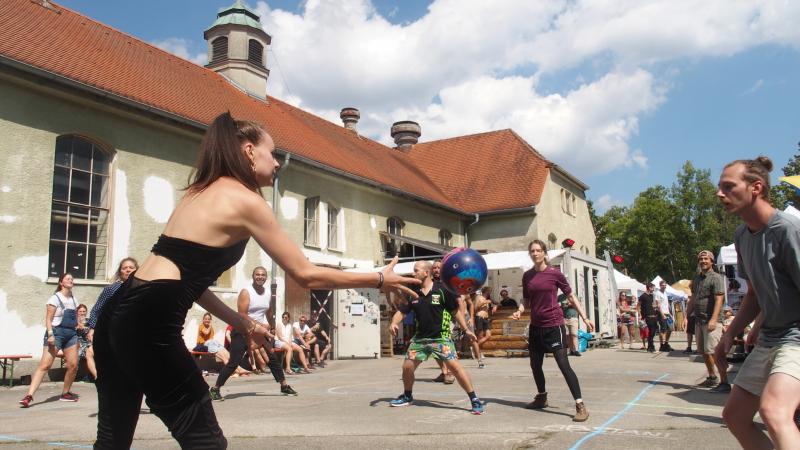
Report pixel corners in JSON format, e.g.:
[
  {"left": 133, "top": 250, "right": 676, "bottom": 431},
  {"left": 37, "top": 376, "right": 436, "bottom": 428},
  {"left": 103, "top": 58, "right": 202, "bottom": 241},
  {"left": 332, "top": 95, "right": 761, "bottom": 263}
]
[{"left": 93, "top": 113, "right": 419, "bottom": 449}]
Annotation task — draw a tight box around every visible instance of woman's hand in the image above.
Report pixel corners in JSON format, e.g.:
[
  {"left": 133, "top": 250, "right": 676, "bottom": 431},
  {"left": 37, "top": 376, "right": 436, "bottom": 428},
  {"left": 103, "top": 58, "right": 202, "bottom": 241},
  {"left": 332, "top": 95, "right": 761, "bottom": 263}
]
[
  {"left": 583, "top": 318, "right": 595, "bottom": 332},
  {"left": 47, "top": 335, "right": 55, "bottom": 346},
  {"left": 381, "top": 256, "right": 421, "bottom": 298}
]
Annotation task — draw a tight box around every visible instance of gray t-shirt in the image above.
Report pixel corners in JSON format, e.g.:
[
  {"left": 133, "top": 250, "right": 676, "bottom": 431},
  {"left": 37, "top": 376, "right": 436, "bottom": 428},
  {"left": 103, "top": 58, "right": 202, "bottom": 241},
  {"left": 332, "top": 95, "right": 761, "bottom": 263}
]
[
  {"left": 735, "top": 210, "right": 800, "bottom": 347},
  {"left": 691, "top": 271, "right": 725, "bottom": 323}
]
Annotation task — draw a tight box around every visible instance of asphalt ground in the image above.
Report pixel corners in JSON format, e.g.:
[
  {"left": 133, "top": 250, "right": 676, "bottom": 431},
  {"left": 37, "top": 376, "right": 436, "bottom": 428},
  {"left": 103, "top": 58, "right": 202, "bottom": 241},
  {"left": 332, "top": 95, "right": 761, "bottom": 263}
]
[{"left": 0, "top": 333, "right": 748, "bottom": 449}]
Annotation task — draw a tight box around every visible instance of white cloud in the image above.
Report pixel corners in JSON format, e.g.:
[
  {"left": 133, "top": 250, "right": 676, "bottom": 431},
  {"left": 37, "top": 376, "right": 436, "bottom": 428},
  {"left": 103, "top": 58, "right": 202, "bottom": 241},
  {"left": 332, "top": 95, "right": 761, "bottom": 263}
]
[
  {"left": 595, "top": 194, "right": 625, "bottom": 212},
  {"left": 152, "top": 37, "right": 207, "bottom": 66},
  {"left": 241, "top": 0, "right": 799, "bottom": 177},
  {"left": 740, "top": 79, "right": 764, "bottom": 96}
]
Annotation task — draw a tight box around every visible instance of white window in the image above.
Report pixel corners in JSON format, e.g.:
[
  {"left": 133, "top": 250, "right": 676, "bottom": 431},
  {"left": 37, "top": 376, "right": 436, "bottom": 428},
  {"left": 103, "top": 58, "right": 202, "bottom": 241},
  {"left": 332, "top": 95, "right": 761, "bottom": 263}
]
[
  {"left": 561, "top": 189, "right": 576, "bottom": 217},
  {"left": 387, "top": 216, "right": 404, "bottom": 236},
  {"left": 327, "top": 205, "right": 340, "bottom": 250},
  {"left": 438, "top": 229, "right": 452, "bottom": 247},
  {"left": 304, "top": 196, "right": 320, "bottom": 247},
  {"left": 48, "top": 135, "right": 112, "bottom": 280}
]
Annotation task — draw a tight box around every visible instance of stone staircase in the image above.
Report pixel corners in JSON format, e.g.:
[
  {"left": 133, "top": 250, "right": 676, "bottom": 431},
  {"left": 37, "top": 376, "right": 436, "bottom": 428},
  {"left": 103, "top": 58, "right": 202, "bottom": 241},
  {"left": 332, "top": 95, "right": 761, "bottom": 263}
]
[{"left": 482, "top": 307, "right": 528, "bottom": 357}]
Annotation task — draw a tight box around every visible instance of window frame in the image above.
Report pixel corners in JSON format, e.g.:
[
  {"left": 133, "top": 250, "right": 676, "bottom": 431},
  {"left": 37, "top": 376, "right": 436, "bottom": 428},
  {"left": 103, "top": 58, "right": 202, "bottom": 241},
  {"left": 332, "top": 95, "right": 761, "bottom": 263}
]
[
  {"left": 438, "top": 229, "right": 452, "bottom": 247},
  {"left": 387, "top": 216, "right": 405, "bottom": 236},
  {"left": 327, "top": 204, "right": 341, "bottom": 251},
  {"left": 247, "top": 39, "right": 264, "bottom": 67},
  {"left": 211, "top": 36, "right": 229, "bottom": 63},
  {"left": 304, "top": 196, "right": 320, "bottom": 248},
  {"left": 48, "top": 135, "right": 113, "bottom": 282}
]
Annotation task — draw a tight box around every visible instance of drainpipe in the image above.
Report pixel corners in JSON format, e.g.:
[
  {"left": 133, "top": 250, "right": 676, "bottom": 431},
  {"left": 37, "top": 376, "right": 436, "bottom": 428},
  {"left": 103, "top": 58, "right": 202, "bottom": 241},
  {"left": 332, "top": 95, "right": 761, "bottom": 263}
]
[
  {"left": 465, "top": 213, "right": 480, "bottom": 248},
  {"left": 269, "top": 153, "right": 291, "bottom": 327}
]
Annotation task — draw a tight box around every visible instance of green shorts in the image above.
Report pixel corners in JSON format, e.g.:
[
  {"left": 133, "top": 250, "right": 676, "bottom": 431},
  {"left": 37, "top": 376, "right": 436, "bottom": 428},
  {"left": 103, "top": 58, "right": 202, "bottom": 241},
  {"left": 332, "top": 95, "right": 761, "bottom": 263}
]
[{"left": 406, "top": 338, "right": 457, "bottom": 361}]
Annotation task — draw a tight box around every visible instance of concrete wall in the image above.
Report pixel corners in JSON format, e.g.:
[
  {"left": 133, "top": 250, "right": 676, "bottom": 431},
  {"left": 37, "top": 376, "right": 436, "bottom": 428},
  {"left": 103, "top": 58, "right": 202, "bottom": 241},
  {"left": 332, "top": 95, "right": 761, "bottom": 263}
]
[
  {"left": 535, "top": 170, "right": 596, "bottom": 256},
  {"left": 468, "top": 213, "right": 536, "bottom": 252}
]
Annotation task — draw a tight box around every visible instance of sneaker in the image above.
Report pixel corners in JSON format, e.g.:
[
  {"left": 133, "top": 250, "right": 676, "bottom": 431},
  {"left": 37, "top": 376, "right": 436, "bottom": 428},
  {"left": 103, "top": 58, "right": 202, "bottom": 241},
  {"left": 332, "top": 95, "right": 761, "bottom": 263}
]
[
  {"left": 699, "top": 376, "right": 719, "bottom": 388},
  {"left": 683, "top": 347, "right": 693, "bottom": 354},
  {"left": 59, "top": 392, "right": 79, "bottom": 402},
  {"left": 570, "top": 350, "right": 582, "bottom": 357},
  {"left": 433, "top": 373, "right": 446, "bottom": 383},
  {"left": 710, "top": 382, "right": 731, "bottom": 393},
  {"left": 658, "top": 344, "right": 665, "bottom": 352},
  {"left": 390, "top": 394, "right": 413, "bottom": 407},
  {"left": 443, "top": 374, "right": 455, "bottom": 385},
  {"left": 209, "top": 387, "right": 223, "bottom": 401},
  {"left": 478, "top": 362, "right": 485, "bottom": 369},
  {"left": 573, "top": 402, "right": 589, "bottom": 422},
  {"left": 19, "top": 395, "right": 33, "bottom": 408},
  {"left": 280, "top": 385, "right": 298, "bottom": 396},
  {"left": 647, "top": 347, "right": 656, "bottom": 353},
  {"left": 470, "top": 399, "right": 485, "bottom": 415},
  {"left": 525, "top": 393, "right": 548, "bottom": 409},
  {"left": 663, "top": 343, "right": 674, "bottom": 352}
]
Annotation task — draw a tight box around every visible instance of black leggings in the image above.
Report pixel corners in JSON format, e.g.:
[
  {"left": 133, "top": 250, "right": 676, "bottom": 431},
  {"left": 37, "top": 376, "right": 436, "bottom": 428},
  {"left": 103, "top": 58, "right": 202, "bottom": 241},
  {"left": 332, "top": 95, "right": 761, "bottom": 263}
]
[
  {"left": 93, "top": 278, "right": 227, "bottom": 449},
  {"left": 216, "top": 330, "right": 284, "bottom": 388},
  {"left": 529, "top": 349, "right": 583, "bottom": 400}
]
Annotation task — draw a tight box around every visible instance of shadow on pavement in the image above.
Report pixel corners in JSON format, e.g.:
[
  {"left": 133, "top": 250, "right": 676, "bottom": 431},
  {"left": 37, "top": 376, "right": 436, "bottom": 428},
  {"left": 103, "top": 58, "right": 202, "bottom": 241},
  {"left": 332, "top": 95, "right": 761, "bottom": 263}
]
[
  {"left": 223, "top": 392, "right": 275, "bottom": 400},
  {"left": 368, "top": 397, "right": 464, "bottom": 411},
  {"left": 638, "top": 379, "right": 729, "bottom": 407},
  {"left": 665, "top": 411, "right": 725, "bottom": 425},
  {"left": 483, "top": 397, "right": 573, "bottom": 418}
]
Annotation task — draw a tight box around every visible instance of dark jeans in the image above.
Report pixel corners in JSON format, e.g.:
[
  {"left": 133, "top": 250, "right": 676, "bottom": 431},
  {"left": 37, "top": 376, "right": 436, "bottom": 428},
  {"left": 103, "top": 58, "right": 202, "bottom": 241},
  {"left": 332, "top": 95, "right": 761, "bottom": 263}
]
[
  {"left": 216, "top": 330, "right": 284, "bottom": 388},
  {"left": 645, "top": 317, "right": 658, "bottom": 350},
  {"left": 93, "top": 278, "right": 227, "bottom": 449}
]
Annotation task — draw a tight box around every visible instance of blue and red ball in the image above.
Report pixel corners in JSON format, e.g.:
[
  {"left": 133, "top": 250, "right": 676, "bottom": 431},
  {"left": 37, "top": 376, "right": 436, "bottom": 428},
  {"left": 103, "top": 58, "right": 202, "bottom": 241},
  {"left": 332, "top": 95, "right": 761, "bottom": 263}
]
[{"left": 440, "top": 247, "right": 488, "bottom": 295}]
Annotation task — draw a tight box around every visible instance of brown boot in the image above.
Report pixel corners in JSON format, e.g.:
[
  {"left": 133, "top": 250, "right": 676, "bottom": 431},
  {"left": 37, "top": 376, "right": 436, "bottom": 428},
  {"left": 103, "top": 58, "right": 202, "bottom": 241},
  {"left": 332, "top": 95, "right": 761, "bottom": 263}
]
[
  {"left": 573, "top": 402, "right": 589, "bottom": 422},
  {"left": 525, "top": 392, "right": 548, "bottom": 409}
]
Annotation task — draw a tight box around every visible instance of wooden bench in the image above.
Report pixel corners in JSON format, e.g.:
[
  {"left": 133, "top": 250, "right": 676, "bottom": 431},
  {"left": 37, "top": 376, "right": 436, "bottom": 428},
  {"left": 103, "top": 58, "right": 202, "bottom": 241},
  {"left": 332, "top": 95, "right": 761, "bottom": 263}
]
[{"left": 1, "top": 354, "right": 32, "bottom": 387}]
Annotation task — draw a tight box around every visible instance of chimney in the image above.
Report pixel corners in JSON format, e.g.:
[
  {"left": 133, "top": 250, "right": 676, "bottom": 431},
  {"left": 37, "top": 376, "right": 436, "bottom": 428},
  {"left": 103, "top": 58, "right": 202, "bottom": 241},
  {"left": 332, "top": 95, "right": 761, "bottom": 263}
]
[
  {"left": 391, "top": 121, "right": 421, "bottom": 151},
  {"left": 340, "top": 107, "right": 360, "bottom": 131}
]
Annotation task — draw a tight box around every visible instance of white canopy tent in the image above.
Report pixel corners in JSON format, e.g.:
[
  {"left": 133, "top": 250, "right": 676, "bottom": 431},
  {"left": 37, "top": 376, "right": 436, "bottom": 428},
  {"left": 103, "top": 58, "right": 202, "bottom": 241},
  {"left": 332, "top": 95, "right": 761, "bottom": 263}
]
[
  {"left": 614, "top": 270, "right": 645, "bottom": 294},
  {"left": 651, "top": 275, "right": 688, "bottom": 300}
]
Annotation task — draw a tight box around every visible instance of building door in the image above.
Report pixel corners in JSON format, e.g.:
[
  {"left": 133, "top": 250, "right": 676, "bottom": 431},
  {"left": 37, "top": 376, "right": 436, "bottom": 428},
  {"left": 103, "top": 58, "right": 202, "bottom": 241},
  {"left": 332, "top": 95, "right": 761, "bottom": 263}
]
[{"left": 311, "top": 290, "right": 334, "bottom": 357}]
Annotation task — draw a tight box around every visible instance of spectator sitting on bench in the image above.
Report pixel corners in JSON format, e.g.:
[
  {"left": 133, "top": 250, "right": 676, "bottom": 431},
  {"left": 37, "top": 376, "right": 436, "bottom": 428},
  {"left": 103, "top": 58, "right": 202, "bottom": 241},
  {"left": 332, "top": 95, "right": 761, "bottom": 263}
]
[
  {"left": 195, "top": 312, "right": 233, "bottom": 367},
  {"left": 276, "top": 312, "right": 312, "bottom": 374},
  {"left": 499, "top": 289, "right": 518, "bottom": 307},
  {"left": 19, "top": 272, "right": 81, "bottom": 408},
  {"left": 310, "top": 323, "right": 331, "bottom": 367}
]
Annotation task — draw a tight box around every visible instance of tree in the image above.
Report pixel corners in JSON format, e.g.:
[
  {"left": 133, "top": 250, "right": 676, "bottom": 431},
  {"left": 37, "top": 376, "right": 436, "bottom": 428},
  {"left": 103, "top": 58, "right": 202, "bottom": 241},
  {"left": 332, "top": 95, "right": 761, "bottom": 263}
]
[{"left": 771, "top": 142, "right": 800, "bottom": 210}]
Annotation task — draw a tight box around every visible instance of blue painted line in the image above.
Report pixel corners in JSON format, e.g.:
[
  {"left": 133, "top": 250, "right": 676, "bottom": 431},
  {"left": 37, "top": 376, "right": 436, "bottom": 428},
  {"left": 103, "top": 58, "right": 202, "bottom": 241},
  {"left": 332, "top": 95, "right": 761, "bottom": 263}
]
[
  {"left": 46, "top": 443, "right": 93, "bottom": 449},
  {"left": 0, "top": 435, "right": 29, "bottom": 442},
  {"left": 568, "top": 372, "right": 669, "bottom": 450}
]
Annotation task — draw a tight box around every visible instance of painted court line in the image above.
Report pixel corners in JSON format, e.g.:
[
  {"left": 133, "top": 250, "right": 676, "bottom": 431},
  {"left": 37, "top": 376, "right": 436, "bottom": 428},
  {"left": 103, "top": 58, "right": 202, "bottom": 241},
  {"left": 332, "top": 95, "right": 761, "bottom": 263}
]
[{"left": 568, "top": 372, "right": 670, "bottom": 450}]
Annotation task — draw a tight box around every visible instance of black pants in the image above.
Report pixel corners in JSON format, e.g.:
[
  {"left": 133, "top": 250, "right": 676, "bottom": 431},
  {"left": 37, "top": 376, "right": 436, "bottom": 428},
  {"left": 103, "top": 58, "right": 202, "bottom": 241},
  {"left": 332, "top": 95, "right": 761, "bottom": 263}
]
[
  {"left": 216, "top": 330, "right": 284, "bottom": 388},
  {"left": 645, "top": 317, "right": 658, "bottom": 350},
  {"left": 528, "top": 325, "right": 582, "bottom": 400},
  {"left": 93, "top": 278, "right": 227, "bottom": 449}
]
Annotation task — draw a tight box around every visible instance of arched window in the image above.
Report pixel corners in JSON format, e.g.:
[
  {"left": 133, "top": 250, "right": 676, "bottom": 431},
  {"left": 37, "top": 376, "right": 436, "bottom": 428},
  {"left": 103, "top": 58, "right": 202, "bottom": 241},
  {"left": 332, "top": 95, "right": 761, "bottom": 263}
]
[
  {"left": 387, "top": 216, "right": 404, "bottom": 236},
  {"left": 547, "top": 232, "right": 557, "bottom": 250},
  {"left": 438, "top": 229, "right": 452, "bottom": 247},
  {"left": 248, "top": 39, "right": 264, "bottom": 67},
  {"left": 211, "top": 36, "right": 228, "bottom": 63},
  {"left": 49, "top": 135, "right": 112, "bottom": 280}
]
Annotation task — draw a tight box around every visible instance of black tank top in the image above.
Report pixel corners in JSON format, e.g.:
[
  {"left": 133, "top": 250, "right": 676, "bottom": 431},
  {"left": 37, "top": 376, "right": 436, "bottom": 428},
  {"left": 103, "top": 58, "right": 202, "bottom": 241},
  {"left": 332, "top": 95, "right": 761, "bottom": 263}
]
[{"left": 150, "top": 234, "right": 248, "bottom": 305}]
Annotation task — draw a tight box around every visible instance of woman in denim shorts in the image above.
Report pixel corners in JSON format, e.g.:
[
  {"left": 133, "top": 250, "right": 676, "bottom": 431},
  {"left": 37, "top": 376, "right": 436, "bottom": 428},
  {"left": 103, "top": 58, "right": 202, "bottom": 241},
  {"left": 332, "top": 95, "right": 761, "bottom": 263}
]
[{"left": 19, "top": 273, "right": 81, "bottom": 407}]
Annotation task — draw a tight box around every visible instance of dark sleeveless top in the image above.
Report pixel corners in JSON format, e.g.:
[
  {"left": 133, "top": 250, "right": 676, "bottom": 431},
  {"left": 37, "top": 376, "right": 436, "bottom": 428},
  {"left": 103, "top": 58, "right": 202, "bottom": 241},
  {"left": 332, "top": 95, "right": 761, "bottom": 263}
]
[{"left": 149, "top": 234, "right": 248, "bottom": 306}]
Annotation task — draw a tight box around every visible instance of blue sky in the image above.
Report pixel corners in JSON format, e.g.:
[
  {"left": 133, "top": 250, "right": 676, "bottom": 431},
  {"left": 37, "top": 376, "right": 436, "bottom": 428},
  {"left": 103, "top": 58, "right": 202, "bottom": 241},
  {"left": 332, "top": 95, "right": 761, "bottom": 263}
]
[{"left": 56, "top": 1, "right": 800, "bottom": 213}]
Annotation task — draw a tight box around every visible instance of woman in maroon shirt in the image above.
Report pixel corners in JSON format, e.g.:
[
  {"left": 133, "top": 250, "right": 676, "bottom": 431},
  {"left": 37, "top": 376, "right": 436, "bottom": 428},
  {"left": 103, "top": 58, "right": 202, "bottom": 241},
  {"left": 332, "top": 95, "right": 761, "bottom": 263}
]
[{"left": 512, "top": 239, "right": 594, "bottom": 422}]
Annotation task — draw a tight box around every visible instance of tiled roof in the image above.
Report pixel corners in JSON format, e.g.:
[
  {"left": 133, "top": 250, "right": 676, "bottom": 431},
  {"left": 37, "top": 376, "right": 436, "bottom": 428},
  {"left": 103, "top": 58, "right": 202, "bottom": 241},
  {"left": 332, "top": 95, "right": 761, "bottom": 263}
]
[{"left": 0, "top": 0, "right": 557, "bottom": 214}]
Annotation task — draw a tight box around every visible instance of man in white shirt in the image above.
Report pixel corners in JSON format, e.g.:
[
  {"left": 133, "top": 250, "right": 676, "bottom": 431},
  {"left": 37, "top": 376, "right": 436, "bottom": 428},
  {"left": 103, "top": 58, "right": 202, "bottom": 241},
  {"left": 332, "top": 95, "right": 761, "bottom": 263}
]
[{"left": 655, "top": 280, "right": 673, "bottom": 352}]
